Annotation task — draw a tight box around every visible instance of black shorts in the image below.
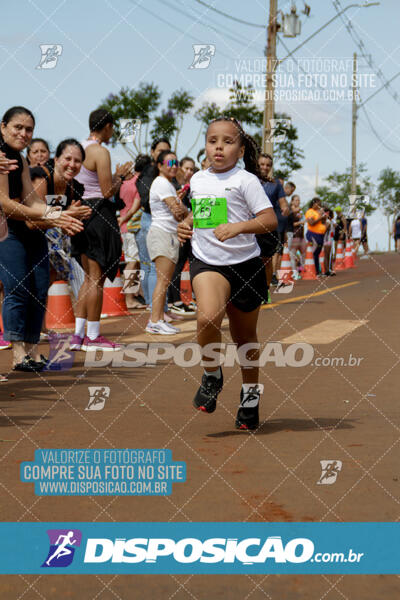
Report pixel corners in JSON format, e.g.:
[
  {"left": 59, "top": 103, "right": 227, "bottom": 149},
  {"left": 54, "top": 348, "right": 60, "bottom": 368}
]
[
  {"left": 256, "top": 230, "right": 283, "bottom": 258},
  {"left": 190, "top": 256, "right": 267, "bottom": 312}
]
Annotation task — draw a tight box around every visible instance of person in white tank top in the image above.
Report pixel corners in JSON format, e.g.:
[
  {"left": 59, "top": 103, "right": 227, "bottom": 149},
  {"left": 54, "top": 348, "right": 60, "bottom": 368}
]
[
  {"left": 350, "top": 217, "right": 362, "bottom": 254},
  {"left": 70, "top": 108, "right": 132, "bottom": 352}
]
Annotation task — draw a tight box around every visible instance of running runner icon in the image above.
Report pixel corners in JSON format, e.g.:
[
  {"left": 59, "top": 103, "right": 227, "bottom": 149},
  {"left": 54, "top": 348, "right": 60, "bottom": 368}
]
[
  {"left": 46, "top": 531, "right": 76, "bottom": 565},
  {"left": 42, "top": 529, "right": 82, "bottom": 568}
]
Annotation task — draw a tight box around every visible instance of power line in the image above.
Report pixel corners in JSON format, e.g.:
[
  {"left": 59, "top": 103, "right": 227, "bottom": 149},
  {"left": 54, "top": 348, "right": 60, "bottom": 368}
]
[
  {"left": 193, "top": 0, "right": 265, "bottom": 28},
  {"left": 158, "top": 0, "right": 264, "bottom": 51},
  {"left": 359, "top": 103, "right": 400, "bottom": 153},
  {"left": 129, "top": 1, "right": 232, "bottom": 60},
  {"left": 332, "top": 0, "right": 400, "bottom": 108}
]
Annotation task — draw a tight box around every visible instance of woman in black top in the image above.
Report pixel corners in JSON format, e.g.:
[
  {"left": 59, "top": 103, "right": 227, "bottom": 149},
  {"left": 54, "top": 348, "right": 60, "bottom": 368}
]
[
  {"left": 30, "top": 139, "right": 90, "bottom": 292},
  {"left": 0, "top": 106, "right": 84, "bottom": 372}
]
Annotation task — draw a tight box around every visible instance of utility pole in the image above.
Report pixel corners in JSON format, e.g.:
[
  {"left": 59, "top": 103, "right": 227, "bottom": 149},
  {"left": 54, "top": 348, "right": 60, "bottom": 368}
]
[
  {"left": 262, "top": 0, "right": 278, "bottom": 155},
  {"left": 351, "top": 52, "right": 357, "bottom": 198}
]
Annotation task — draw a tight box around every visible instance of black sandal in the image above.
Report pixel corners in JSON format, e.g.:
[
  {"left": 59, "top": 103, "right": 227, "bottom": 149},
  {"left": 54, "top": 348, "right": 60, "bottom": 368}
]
[{"left": 13, "top": 355, "right": 44, "bottom": 372}]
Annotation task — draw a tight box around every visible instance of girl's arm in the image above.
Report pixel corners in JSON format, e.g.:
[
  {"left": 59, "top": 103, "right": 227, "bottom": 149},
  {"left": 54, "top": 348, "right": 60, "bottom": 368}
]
[{"left": 214, "top": 207, "right": 277, "bottom": 242}]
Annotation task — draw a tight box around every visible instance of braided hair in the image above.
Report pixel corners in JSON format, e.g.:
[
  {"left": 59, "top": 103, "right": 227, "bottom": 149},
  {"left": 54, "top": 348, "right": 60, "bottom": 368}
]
[{"left": 206, "top": 116, "right": 261, "bottom": 178}]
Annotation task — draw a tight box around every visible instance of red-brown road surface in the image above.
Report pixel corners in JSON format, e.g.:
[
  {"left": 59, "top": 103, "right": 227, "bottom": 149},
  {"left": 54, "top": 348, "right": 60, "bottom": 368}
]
[{"left": 0, "top": 254, "right": 399, "bottom": 598}]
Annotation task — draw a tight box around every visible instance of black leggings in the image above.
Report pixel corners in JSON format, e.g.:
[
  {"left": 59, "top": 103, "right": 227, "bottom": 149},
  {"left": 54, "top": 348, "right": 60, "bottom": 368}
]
[{"left": 306, "top": 231, "right": 324, "bottom": 275}]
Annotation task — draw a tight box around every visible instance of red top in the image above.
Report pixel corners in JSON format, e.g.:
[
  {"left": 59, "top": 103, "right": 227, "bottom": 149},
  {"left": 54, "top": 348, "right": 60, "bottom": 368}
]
[{"left": 119, "top": 175, "right": 139, "bottom": 233}]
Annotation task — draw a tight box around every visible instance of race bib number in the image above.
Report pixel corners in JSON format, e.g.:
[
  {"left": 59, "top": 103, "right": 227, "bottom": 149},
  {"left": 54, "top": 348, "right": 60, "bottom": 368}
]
[{"left": 191, "top": 196, "right": 228, "bottom": 229}]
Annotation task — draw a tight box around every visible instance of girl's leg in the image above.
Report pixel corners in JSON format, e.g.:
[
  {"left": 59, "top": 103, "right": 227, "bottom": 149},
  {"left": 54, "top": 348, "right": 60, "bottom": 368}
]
[
  {"left": 191, "top": 271, "right": 230, "bottom": 413},
  {"left": 151, "top": 256, "right": 176, "bottom": 323},
  {"left": 226, "top": 303, "right": 260, "bottom": 384},
  {"left": 226, "top": 302, "right": 262, "bottom": 430},
  {"left": 75, "top": 256, "right": 105, "bottom": 321},
  {"left": 193, "top": 271, "right": 230, "bottom": 371},
  {"left": 74, "top": 255, "right": 105, "bottom": 341}
]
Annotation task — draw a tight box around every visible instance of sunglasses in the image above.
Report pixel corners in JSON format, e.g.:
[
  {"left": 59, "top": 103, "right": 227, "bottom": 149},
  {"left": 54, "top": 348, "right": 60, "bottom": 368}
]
[{"left": 163, "top": 159, "right": 178, "bottom": 167}]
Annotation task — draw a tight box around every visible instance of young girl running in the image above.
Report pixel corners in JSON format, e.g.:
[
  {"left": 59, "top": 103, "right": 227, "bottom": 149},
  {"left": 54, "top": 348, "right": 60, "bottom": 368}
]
[{"left": 177, "top": 117, "right": 277, "bottom": 430}]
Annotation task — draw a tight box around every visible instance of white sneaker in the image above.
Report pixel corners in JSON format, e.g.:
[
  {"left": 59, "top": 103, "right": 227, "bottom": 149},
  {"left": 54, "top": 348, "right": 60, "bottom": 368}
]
[{"left": 145, "top": 320, "right": 180, "bottom": 335}]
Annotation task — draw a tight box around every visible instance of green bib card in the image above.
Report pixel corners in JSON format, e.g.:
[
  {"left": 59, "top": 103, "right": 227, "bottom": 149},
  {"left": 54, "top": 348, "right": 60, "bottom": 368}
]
[{"left": 191, "top": 197, "right": 228, "bottom": 229}]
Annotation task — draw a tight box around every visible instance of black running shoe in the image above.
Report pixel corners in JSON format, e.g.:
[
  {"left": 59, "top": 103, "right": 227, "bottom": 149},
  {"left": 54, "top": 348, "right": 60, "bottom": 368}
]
[
  {"left": 235, "top": 385, "right": 261, "bottom": 430},
  {"left": 193, "top": 369, "right": 223, "bottom": 413}
]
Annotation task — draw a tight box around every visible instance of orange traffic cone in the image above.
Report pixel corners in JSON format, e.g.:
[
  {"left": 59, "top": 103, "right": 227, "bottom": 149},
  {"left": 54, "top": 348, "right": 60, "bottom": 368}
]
[
  {"left": 344, "top": 239, "right": 355, "bottom": 269},
  {"left": 351, "top": 239, "right": 357, "bottom": 261},
  {"left": 279, "top": 245, "right": 294, "bottom": 282},
  {"left": 302, "top": 243, "right": 317, "bottom": 280},
  {"left": 319, "top": 247, "right": 326, "bottom": 274},
  {"left": 101, "top": 270, "right": 130, "bottom": 317},
  {"left": 334, "top": 241, "right": 345, "bottom": 271},
  {"left": 180, "top": 260, "right": 193, "bottom": 306},
  {"left": 45, "top": 281, "right": 75, "bottom": 329}
]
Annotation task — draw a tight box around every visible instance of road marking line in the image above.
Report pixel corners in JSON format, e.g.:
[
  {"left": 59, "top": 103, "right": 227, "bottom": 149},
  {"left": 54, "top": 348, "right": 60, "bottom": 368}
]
[
  {"left": 280, "top": 319, "right": 368, "bottom": 345},
  {"left": 263, "top": 281, "right": 359, "bottom": 309}
]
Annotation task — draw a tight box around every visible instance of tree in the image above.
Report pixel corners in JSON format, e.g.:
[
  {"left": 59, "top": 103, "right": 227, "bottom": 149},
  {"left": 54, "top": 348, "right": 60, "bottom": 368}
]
[
  {"left": 316, "top": 163, "right": 375, "bottom": 216},
  {"left": 100, "top": 84, "right": 194, "bottom": 157},
  {"left": 99, "top": 80, "right": 303, "bottom": 177},
  {"left": 376, "top": 168, "right": 400, "bottom": 251},
  {"left": 195, "top": 80, "right": 304, "bottom": 179}
]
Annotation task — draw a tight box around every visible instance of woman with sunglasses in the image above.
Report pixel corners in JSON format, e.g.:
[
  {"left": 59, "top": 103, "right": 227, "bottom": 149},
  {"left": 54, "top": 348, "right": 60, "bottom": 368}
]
[{"left": 146, "top": 151, "right": 188, "bottom": 334}]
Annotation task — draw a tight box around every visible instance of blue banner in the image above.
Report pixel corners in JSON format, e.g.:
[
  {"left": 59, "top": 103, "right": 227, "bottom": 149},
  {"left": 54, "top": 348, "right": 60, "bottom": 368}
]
[{"left": 0, "top": 523, "right": 398, "bottom": 574}]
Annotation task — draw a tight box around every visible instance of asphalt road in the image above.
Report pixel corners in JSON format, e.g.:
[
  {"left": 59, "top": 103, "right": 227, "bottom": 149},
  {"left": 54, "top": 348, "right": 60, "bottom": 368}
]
[{"left": 0, "top": 253, "right": 399, "bottom": 598}]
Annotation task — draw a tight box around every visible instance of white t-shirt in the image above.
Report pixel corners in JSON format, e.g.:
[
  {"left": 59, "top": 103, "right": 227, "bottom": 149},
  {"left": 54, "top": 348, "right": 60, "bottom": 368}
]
[
  {"left": 190, "top": 166, "right": 272, "bottom": 265},
  {"left": 351, "top": 219, "right": 361, "bottom": 239},
  {"left": 149, "top": 176, "right": 179, "bottom": 234}
]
